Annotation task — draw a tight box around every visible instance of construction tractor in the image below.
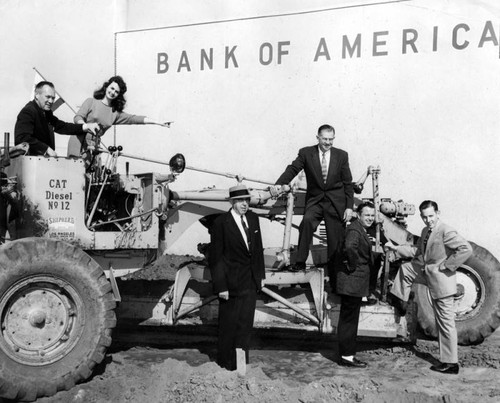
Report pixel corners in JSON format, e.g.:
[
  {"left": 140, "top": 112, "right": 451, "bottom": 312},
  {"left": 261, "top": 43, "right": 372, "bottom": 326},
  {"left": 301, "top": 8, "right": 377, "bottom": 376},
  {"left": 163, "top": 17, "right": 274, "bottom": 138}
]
[{"left": 1, "top": 132, "right": 499, "bottom": 401}]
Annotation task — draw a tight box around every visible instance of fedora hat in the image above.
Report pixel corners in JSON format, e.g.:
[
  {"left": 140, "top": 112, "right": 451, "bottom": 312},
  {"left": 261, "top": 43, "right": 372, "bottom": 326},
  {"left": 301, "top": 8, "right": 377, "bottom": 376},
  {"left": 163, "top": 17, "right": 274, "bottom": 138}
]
[{"left": 228, "top": 184, "right": 251, "bottom": 200}]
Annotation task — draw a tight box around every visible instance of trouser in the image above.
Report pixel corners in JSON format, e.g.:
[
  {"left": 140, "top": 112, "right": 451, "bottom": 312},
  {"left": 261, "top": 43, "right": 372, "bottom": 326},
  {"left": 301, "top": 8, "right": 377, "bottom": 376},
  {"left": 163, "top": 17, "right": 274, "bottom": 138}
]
[
  {"left": 389, "top": 261, "right": 419, "bottom": 301},
  {"left": 391, "top": 262, "right": 458, "bottom": 363},
  {"left": 0, "top": 195, "right": 6, "bottom": 243},
  {"left": 338, "top": 295, "right": 362, "bottom": 357},
  {"left": 217, "top": 288, "right": 257, "bottom": 370},
  {"left": 67, "top": 134, "right": 103, "bottom": 172},
  {"left": 432, "top": 295, "right": 458, "bottom": 363},
  {"left": 0, "top": 180, "right": 18, "bottom": 243},
  {"left": 67, "top": 134, "right": 85, "bottom": 158},
  {"left": 369, "top": 254, "right": 383, "bottom": 294},
  {"left": 296, "top": 200, "right": 344, "bottom": 276}
]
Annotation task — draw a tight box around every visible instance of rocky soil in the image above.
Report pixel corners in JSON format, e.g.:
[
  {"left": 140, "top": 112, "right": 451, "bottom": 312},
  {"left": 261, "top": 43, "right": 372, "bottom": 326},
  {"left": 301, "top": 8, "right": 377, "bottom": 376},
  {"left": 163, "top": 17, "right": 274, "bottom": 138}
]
[
  {"left": 3, "top": 253, "right": 499, "bottom": 403},
  {"left": 23, "top": 326, "right": 500, "bottom": 403}
]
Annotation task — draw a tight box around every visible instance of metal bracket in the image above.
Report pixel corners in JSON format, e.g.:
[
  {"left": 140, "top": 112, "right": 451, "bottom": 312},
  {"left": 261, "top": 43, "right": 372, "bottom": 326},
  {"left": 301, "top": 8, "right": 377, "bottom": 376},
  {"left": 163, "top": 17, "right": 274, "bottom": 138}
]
[
  {"left": 108, "top": 264, "right": 122, "bottom": 302},
  {"left": 381, "top": 253, "right": 391, "bottom": 302},
  {"left": 165, "top": 265, "right": 216, "bottom": 325},
  {"left": 262, "top": 268, "right": 325, "bottom": 328}
]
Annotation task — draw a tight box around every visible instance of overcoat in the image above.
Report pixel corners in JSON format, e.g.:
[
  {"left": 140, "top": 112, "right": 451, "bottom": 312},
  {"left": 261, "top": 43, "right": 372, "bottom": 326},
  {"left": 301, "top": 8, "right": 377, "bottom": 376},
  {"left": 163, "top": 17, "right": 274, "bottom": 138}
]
[
  {"left": 336, "top": 219, "right": 372, "bottom": 297},
  {"left": 15, "top": 100, "right": 84, "bottom": 155},
  {"left": 209, "top": 209, "right": 265, "bottom": 295}
]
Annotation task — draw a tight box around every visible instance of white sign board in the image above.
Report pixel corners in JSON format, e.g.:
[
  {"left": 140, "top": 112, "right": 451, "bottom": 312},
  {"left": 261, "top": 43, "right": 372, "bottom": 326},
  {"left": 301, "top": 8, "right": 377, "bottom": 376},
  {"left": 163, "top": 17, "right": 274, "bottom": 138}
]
[{"left": 115, "top": 1, "right": 500, "bottom": 256}]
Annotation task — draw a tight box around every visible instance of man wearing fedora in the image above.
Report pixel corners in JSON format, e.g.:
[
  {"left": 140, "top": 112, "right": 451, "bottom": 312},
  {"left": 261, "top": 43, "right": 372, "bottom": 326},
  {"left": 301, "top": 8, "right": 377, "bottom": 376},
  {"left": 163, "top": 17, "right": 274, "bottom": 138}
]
[{"left": 209, "top": 184, "right": 266, "bottom": 371}]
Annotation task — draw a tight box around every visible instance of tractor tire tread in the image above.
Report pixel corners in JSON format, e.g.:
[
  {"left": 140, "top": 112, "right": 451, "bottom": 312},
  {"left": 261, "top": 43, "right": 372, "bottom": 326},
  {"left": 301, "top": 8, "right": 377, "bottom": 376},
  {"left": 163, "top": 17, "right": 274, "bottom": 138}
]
[
  {"left": 415, "top": 242, "right": 500, "bottom": 346},
  {"left": 0, "top": 238, "right": 115, "bottom": 401}
]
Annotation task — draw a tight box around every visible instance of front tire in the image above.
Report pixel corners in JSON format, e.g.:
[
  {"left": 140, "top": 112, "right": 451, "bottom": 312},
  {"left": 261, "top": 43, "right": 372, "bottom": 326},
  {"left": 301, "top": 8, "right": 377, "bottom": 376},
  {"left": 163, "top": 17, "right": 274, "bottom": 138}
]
[
  {"left": 415, "top": 242, "right": 500, "bottom": 345},
  {"left": 0, "top": 238, "right": 116, "bottom": 401}
]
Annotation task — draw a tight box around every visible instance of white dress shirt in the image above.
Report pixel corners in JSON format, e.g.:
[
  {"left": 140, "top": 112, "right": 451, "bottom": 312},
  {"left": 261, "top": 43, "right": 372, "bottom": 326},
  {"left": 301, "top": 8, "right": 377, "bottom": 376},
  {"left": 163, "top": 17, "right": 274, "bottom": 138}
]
[
  {"left": 318, "top": 146, "right": 331, "bottom": 178},
  {"left": 231, "top": 208, "right": 250, "bottom": 249}
]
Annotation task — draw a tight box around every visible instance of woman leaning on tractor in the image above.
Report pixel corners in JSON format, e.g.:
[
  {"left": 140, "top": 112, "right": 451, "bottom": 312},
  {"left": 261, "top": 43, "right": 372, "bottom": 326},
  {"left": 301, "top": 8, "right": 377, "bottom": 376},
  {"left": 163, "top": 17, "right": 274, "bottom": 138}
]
[{"left": 67, "top": 75, "right": 172, "bottom": 158}]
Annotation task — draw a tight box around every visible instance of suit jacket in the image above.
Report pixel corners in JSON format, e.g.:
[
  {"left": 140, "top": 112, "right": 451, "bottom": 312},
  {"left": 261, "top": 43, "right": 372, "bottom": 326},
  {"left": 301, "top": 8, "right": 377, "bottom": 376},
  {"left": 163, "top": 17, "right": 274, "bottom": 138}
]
[
  {"left": 409, "top": 220, "right": 472, "bottom": 299},
  {"left": 209, "top": 210, "right": 265, "bottom": 296},
  {"left": 15, "top": 101, "right": 84, "bottom": 155},
  {"left": 337, "top": 219, "right": 372, "bottom": 297},
  {"left": 275, "top": 145, "right": 353, "bottom": 217}
]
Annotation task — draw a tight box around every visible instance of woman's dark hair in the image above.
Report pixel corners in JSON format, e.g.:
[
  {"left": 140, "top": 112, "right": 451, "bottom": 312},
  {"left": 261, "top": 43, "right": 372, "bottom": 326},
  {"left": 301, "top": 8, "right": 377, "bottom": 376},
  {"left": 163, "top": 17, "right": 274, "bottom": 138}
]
[{"left": 93, "top": 76, "right": 127, "bottom": 112}]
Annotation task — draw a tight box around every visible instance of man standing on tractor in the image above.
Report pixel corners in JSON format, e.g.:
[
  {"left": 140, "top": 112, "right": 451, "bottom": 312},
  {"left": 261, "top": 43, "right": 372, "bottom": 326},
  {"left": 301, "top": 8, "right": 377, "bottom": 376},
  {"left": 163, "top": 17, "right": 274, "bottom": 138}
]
[
  {"left": 14, "top": 81, "right": 99, "bottom": 157},
  {"left": 388, "top": 200, "right": 472, "bottom": 374},
  {"left": 270, "top": 124, "right": 354, "bottom": 277}
]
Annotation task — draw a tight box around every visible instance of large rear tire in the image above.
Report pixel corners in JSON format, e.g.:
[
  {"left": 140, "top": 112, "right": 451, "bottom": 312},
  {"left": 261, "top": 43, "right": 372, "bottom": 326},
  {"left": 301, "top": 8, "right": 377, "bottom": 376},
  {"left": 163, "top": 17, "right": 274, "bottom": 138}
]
[
  {"left": 0, "top": 238, "right": 116, "bottom": 401},
  {"left": 415, "top": 242, "right": 500, "bottom": 345}
]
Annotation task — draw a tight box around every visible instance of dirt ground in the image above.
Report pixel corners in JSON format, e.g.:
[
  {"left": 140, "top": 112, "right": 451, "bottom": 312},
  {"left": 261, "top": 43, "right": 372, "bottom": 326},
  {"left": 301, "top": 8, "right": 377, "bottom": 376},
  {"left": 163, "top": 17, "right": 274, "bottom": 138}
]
[
  {"left": 16, "top": 324, "right": 500, "bottom": 403},
  {"left": 2, "top": 253, "right": 499, "bottom": 403}
]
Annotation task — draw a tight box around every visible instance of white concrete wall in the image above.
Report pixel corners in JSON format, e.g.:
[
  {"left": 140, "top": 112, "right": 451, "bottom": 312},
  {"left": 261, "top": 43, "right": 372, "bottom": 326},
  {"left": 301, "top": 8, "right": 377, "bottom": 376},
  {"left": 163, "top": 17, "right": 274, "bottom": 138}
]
[
  {"left": 114, "top": 0, "right": 500, "bottom": 257},
  {"left": 2, "top": 1, "right": 499, "bottom": 258}
]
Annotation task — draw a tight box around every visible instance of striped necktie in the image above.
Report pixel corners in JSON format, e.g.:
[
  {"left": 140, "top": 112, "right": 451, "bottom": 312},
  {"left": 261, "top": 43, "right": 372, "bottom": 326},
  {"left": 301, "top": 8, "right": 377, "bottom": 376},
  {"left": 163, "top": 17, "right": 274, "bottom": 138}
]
[
  {"left": 321, "top": 152, "right": 328, "bottom": 183},
  {"left": 241, "top": 215, "right": 251, "bottom": 249}
]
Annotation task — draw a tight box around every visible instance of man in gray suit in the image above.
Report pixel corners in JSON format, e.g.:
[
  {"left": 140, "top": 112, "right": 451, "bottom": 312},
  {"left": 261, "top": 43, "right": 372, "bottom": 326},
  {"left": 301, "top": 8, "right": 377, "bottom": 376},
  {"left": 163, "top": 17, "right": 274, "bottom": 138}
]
[{"left": 389, "top": 200, "right": 472, "bottom": 374}]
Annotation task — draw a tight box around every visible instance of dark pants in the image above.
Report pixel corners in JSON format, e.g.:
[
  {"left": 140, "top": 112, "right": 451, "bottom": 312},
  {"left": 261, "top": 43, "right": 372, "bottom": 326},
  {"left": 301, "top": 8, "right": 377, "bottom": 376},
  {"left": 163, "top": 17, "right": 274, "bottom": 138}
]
[
  {"left": 338, "top": 294, "right": 362, "bottom": 357},
  {"left": 0, "top": 195, "right": 6, "bottom": 243},
  {"left": 217, "top": 288, "right": 257, "bottom": 370},
  {"left": 296, "top": 199, "right": 344, "bottom": 275},
  {"left": 369, "top": 254, "right": 383, "bottom": 294}
]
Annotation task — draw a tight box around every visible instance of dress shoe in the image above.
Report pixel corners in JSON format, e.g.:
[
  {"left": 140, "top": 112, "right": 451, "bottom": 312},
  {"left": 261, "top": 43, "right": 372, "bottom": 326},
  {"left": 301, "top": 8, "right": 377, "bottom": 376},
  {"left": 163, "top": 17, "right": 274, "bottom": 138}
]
[
  {"left": 366, "top": 292, "right": 378, "bottom": 305},
  {"left": 288, "top": 262, "right": 306, "bottom": 272},
  {"left": 387, "top": 294, "right": 407, "bottom": 316},
  {"left": 338, "top": 357, "right": 367, "bottom": 368},
  {"left": 430, "top": 362, "right": 459, "bottom": 374}
]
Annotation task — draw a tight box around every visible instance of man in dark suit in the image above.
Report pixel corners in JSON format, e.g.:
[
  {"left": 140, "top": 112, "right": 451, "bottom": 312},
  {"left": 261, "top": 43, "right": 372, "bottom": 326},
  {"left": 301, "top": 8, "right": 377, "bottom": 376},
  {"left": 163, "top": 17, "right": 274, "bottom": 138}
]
[
  {"left": 15, "top": 81, "right": 98, "bottom": 156},
  {"left": 271, "top": 124, "right": 354, "bottom": 274},
  {"left": 209, "top": 184, "right": 266, "bottom": 371},
  {"left": 337, "top": 202, "right": 375, "bottom": 368}
]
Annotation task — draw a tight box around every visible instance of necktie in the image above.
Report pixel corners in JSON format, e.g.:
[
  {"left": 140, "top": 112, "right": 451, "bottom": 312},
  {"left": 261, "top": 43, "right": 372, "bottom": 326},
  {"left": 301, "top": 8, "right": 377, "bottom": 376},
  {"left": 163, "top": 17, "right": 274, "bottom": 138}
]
[
  {"left": 321, "top": 152, "right": 328, "bottom": 183},
  {"left": 241, "top": 215, "right": 251, "bottom": 249},
  {"left": 423, "top": 230, "right": 431, "bottom": 252}
]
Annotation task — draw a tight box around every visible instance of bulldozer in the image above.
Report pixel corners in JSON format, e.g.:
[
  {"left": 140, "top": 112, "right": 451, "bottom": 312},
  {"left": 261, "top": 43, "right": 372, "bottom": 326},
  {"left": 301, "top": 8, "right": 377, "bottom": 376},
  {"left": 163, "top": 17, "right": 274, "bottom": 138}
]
[{"left": 1, "top": 132, "right": 499, "bottom": 401}]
